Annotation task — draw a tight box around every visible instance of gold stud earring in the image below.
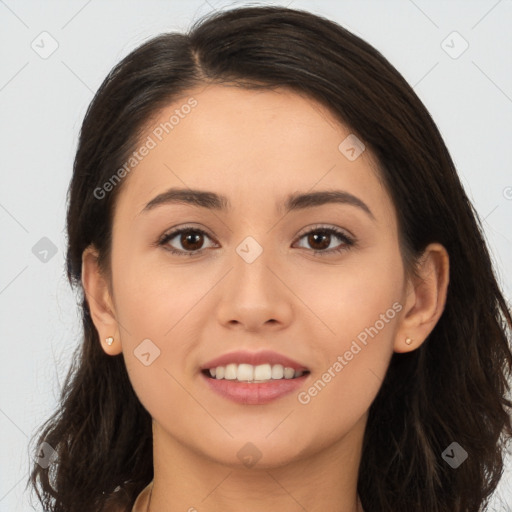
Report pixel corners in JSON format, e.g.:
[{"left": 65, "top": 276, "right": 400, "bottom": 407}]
[
  {"left": 105, "top": 336, "right": 114, "bottom": 346},
  {"left": 405, "top": 337, "right": 413, "bottom": 345}
]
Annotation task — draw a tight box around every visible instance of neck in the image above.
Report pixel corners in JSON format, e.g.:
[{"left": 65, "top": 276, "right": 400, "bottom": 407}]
[{"left": 147, "top": 416, "right": 367, "bottom": 512}]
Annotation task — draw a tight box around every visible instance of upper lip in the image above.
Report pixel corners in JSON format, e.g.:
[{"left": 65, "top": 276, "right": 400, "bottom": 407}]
[{"left": 201, "top": 350, "right": 309, "bottom": 372}]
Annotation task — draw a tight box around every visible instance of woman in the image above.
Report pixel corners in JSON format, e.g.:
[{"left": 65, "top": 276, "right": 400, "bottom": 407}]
[{"left": 28, "top": 5, "right": 512, "bottom": 512}]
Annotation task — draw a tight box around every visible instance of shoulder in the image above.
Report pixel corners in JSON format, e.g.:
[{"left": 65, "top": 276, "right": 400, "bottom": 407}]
[
  {"left": 131, "top": 481, "right": 153, "bottom": 511},
  {"left": 101, "top": 481, "right": 153, "bottom": 512},
  {"left": 101, "top": 482, "right": 146, "bottom": 512},
  {"left": 101, "top": 498, "right": 132, "bottom": 512}
]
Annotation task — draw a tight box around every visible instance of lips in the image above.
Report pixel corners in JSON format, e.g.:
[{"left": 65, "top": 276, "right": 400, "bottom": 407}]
[{"left": 200, "top": 350, "right": 311, "bottom": 404}]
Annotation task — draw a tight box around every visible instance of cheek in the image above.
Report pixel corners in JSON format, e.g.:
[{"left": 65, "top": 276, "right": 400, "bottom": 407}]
[
  {"left": 111, "top": 244, "right": 195, "bottom": 334},
  {"left": 297, "top": 294, "right": 400, "bottom": 442},
  {"left": 111, "top": 252, "right": 194, "bottom": 406},
  {"left": 297, "top": 246, "right": 402, "bottom": 411},
  {"left": 312, "top": 245, "right": 403, "bottom": 345}
]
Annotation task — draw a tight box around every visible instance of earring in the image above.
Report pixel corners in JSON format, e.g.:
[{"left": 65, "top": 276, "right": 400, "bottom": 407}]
[
  {"left": 405, "top": 337, "right": 413, "bottom": 345},
  {"left": 105, "top": 336, "right": 114, "bottom": 346}
]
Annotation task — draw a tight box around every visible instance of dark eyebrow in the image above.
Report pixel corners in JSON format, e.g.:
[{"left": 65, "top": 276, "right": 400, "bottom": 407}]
[{"left": 140, "top": 187, "right": 375, "bottom": 220}]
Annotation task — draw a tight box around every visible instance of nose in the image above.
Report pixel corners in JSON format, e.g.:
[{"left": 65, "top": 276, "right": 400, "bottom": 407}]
[{"left": 215, "top": 242, "right": 294, "bottom": 332}]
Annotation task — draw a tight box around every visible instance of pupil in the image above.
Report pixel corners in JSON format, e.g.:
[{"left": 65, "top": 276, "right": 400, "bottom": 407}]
[
  {"left": 183, "top": 232, "right": 202, "bottom": 250},
  {"left": 310, "top": 232, "right": 329, "bottom": 250}
]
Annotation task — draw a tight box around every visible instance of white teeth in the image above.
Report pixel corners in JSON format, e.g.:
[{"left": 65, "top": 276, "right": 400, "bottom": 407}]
[
  {"left": 283, "top": 367, "right": 295, "bottom": 379},
  {"left": 224, "top": 363, "right": 237, "bottom": 380},
  {"left": 254, "top": 363, "right": 271, "bottom": 381},
  {"left": 206, "top": 363, "right": 306, "bottom": 382},
  {"left": 237, "top": 363, "right": 254, "bottom": 381},
  {"left": 271, "top": 364, "right": 284, "bottom": 379}
]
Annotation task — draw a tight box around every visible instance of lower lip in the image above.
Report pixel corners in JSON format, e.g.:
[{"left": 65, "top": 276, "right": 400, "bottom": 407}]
[{"left": 201, "top": 371, "right": 309, "bottom": 405}]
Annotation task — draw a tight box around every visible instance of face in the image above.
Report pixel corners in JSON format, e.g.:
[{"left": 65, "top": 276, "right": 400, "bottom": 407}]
[{"left": 101, "top": 84, "right": 409, "bottom": 468}]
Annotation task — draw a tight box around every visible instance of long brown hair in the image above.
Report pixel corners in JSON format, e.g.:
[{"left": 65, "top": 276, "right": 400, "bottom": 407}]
[{"left": 27, "top": 6, "right": 512, "bottom": 511}]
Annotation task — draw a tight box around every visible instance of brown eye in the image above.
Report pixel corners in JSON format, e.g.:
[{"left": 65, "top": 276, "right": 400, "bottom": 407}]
[
  {"left": 178, "top": 231, "right": 204, "bottom": 251},
  {"left": 158, "top": 227, "right": 216, "bottom": 256},
  {"left": 158, "top": 225, "right": 355, "bottom": 257},
  {"left": 307, "top": 231, "right": 331, "bottom": 251},
  {"left": 294, "top": 226, "right": 355, "bottom": 256}
]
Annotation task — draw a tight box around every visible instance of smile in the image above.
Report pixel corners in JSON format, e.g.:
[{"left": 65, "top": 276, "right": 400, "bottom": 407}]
[
  {"left": 203, "top": 363, "right": 309, "bottom": 383},
  {"left": 200, "top": 349, "right": 311, "bottom": 404}
]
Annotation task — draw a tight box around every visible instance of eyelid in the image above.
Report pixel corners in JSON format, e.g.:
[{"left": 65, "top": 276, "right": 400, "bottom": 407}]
[
  {"left": 157, "top": 223, "right": 356, "bottom": 256},
  {"left": 294, "top": 223, "right": 354, "bottom": 240},
  {"left": 158, "top": 223, "right": 352, "bottom": 242},
  {"left": 291, "top": 224, "right": 355, "bottom": 255},
  {"left": 156, "top": 223, "right": 216, "bottom": 243}
]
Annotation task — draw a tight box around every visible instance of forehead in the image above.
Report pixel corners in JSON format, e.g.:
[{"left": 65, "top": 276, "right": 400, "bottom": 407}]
[{"left": 114, "top": 84, "right": 393, "bottom": 223}]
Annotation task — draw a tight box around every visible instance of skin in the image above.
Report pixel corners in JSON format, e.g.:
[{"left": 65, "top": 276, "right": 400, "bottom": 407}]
[{"left": 82, "top": 84, "right": 449, "bottom": 512}]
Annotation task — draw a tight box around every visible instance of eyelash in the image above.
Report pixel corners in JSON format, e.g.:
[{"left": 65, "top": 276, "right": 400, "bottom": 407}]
[{"left": 156, "top": 224, "right": 355, "bottom": 257}]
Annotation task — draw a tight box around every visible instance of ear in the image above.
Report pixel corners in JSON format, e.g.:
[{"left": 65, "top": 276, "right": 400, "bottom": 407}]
[
  {"left": 81, "top": 245, "right": 122, "bottom": 356},
  {"left": 394, "top": 242, "right": 450, "bottom": 353}
]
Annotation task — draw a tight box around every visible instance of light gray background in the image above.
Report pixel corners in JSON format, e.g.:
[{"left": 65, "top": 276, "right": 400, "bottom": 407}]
[{"left": 1, "top": 0, "right": 511, "bottom": 510}]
